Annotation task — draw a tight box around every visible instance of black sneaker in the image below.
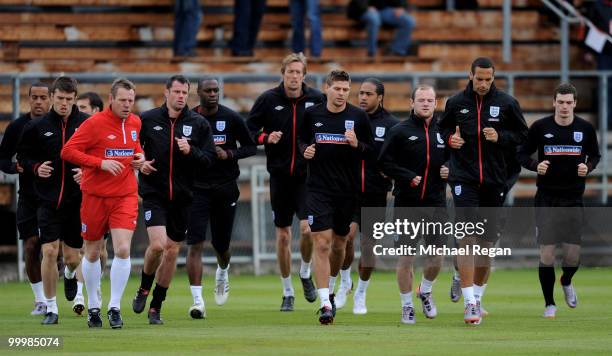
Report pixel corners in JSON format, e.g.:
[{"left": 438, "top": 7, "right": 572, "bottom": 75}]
[
  {"left": 300, "top": 277, "right": 317, "bottom": 303},
  {"left": 148, "top": 308, "right": 163, "bottom": 325},
  {"left": 87, "top": 308, "right": 102, "bottom": 328},
  {"left": 64, "top": 276, "right": 78, "bottom": 301},
  {"left": 107, "top": 308, "right": 123, "bottom": 329},
  {"left": 329, "top": 294, "right": 337, "bottom": 317},
  {"left": 132, "top": 288, "right": 149, "bottom": 314},
  {"left": 41, "top": 312, "right": 58, "bottom": 325},
  {"left": 280, "top": 296, "right": 294, "bottom": 312},
  {"left": 318, "top": 306, "right": 334, "bottom": 325}
]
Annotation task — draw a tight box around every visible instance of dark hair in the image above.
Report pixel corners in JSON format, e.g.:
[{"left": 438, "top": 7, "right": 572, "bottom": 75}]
[
  {"left": 470, "top": 57, "right": 495, "bottom": 74},
  {"left": 166, "top": 75, "right": 190, "bottom": 90},
  {"left": 28, "top": 82, "right": 50, "bottom": 96},
  {"left": 110, "top": 77, "right": 136, "bottom": 98},
  {"left": 77, "top": 92, "right": 104, "bottom": 112},
  {"left": 325, "top": 69, "right": 351, "bottom": 86},
  {"left": 197, "top": 76, "right": 218, "bottom": 90},
  {"left": 554, "top": 82, "right": 578, "bottom": 101},
  {"left": 362, "top": 77, "right": 385, "bottom": 108},
  {"left": 51, "top": 76, "right": 78, "bottom": 96}
]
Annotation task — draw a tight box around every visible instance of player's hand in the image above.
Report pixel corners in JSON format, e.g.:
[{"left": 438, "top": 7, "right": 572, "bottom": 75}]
[
  {"left": 131, "top": 153, "right": 145, "bottom": 170},
  {"left": 72, "top": 168, "right": 82, "bottom": 185},
  {"left": 175, "top": 137, "right": 191, "bottom": 155},
  {"left": 267, "top": 131, "right": 283, "bottom": 144},
  {"left": 101, "top": 160, "right": 125, "bottom": 176},
  {"left": 450, "top": 126, "right": 464, "bottom": 149},
  {"left": 483, "top": 127, "right": 498, "bottom": 143},
  {"left": 345, "top": 129, "right": 358, "bottom": 148},
  {"left": 537, "top": 160, "right": 550, "bottom": 175},
  {"left": 15, "top": 162, "right": 23, "bottom": 173},
  {"left": 577, "top": 163, "right": 588, "bottom": 177},
  {"left": 37, "top": 161, "right": 53, "bottom": 178},
  {"left": 304, "top": 144, "right": 316, "bottom": 159},
  {"left": 216, "top": 146, "right": 229, "bottom": 160},
  {"left": 410, "top": 175, "right": 422, "bottom": 187},
  {"left": 140, "top": 159, "right": 157, "bottom": 175},
  {"left": 440, "top": 165, "right": 449, "bottom": 180}
]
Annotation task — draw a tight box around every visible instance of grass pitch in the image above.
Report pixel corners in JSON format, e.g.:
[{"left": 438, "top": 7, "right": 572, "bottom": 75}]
[{"left": 1, "top": 268, "right": 611, "bottom": 355}]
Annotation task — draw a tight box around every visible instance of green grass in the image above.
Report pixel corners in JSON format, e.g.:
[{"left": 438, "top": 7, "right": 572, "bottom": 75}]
[{"left": 1, "top": 268, "right": 611, "bottom": 355}]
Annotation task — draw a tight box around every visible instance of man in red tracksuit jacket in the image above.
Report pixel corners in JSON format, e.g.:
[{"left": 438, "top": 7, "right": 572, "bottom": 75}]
[{"left": 61, "top": 78, "right": 145, "bottom": 329}]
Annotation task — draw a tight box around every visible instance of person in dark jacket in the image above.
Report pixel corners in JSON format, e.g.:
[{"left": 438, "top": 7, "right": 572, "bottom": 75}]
[
  {"left": 439, "top": 57, "right": 528, "bottom": 325},
  {"left": 298, "top": 69, "right": 374, "bottom": 325},
  {"left": 0, "top": 82, "right": 50, "bottom": 316},
  {"left": 518, "top": 83, "right": 600, "bottom": 319},
  {"left": 132, "top": 75, "right": 216, "bottom": 325},
  {"left": 185, "top": 77, "right": 256, "bottom": 318},
  {"left": 247, "top": 53, "right": 325, "bottom": 311},
  {"left": 357, "top": 0, "right": 416, "bottom": 57},
  {"left": 17, "top": 77, "right": 89, "bottom": 325},
  {"left": 379, "top": 84, "right": 449, "bottom": 324},
  {"left": 334, "top": 78, "right": 399, "bottom": 314}
]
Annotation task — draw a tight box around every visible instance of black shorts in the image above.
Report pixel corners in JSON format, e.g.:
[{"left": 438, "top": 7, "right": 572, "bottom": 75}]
[
  {"left": 393, "top": 195, "right": 448, "bottom": 248},
  {"left": 450, "top": 181, "right": 505, "bottom": 242},
  {"left": 38, "top": 202, "right": 82, "bottom": 249},
  {"left": 535, "top": 190, "right": 583, "bottom": 245},
  {"left": 352, "top": 191, "right": 388, "bottom": 226},
  {"left": 143, "top": 195, "right": 191, "bottom": 243},
  {"left": 17, "top": 196, "right": 38, "bottom": 239},
  {"left": 270, "top": 174, "right": 307, "bottom": 228},
  {"left": 306, "top": 190, "right": 357, "bottom": 236},
  {"left": 186, "top": 181, "right": 239, "bottom": 254}
]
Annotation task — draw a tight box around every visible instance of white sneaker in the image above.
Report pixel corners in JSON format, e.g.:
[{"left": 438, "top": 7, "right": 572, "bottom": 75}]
[
  {"left": 189, "top": 301, "right": 206, "bottom": 319},
  {"left": 401, "top": 305, "right": 415, "bottom": 324},
  {"left": 31, "top": 302, "right": 47, "bottom": 316},
  {"left": 353, "top": 292, "right": 367, "bottom": 315},
  {"left": 72, "top": 295, "right": 85, "bottom": 315},
  {"left": 214, "top": 278, "right": 230, "bottom": 306},
  {"left": 562, "top": 284, "right": 577, "bottom": 308},
  {"left": 543, "top": 304, "right": 557, "bottom": 318},
  {"left": 335, "top": 280, "right": 353, "bottom": 309}
]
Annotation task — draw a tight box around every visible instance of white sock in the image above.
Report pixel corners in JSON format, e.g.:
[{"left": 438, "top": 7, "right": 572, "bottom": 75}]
[
  {"left": 76, "top": 281, "right": 84, "bottom": 298},
  {"left": 462, "top": 286, "right": 476, "bottom": 305},
  {"left": 82, "top": 256, "right": 102, "bottom": 309},
  {"left": 474, "top": 284, "right": 487, "bottom": 301},
  {"left": 356, "top": 278, "right": 370, "bottom": 295},
  {"left": 299, "top": 259, "right": 311, "bottom": 279},
  {"left": 216, "top": 264, "right": 229, "bottom": 281},
  {"left": 328, "top": 275, "right": 337, "bottom": 293},
  {"left": 318, "top": 288, "right": 331, "bottom": 308},
  {"left": 46, "top": 296, "right": 58, "bottom": 314},
  {"left": 30, "top": 281, "right": 45, "bottom": 303},
  {"left": 281, "top": 276, "right": 294, "bottom": 297},
  {"left": 453, "top": 270, "right": 460, "bottom": 280},
  {"left": 420, "top": 278, "right": 434, "bottom": 294},
  {"left": 190, "top": 285, "right": 203, "bottom": 304},
  {"left": 340, "top": 267, "right": 351, "bottom": 286},
  {"left": 64, "top": 265, "right": 76, "bottom": 279},
  {"left": 400, "top": 292, "right": 413, "bottom": 307},
  {"left": 108, "top": 257, "right": 131, "bottom": 310}
]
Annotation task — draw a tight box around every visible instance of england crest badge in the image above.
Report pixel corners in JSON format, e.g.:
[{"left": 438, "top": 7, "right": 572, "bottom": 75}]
[
  {"left": 489, "top": 106, "right": 500, "bottom": 118},
  {"left": 216, "top": 121, "right": 226, "bottom": 132},
  {"left": 182, "top": 125, "right": 192, "bottom": 137},
  {"left": 344, "top": 120, "right": 354, "bottom": 130},
  {"left": 573, "top": 131, "right": 583, "bottom": 142},
  {"left": 375, "top": 126, "right": 385, "bottom": 137},
  {"left": 131, "top": 130, "right": 137, "bottom": 141}
]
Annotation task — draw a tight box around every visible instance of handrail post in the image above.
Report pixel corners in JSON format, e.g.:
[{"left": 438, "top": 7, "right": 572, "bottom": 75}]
[
  {"left": 560, "top": 17, "right": 570, "bottom": 83},
  {"left": 503, "top": 0, "right": 512, "bottom": 63}
]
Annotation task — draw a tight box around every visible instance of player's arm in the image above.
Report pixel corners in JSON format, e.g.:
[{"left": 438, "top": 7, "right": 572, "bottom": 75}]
[
  {"left": 378, "top": 128, "right": 418, "bottom": 186},
  {"left": 227, "top": 114, "right": 257, "bottom": 160},
  {"left": 584, "top": 124, "right": 601, "bottom": 173},
  {"left": 517, "top": 122, "right": 540, "bottom": 172},
  {"left": 246, "top": 95, "right": 271, "bottom": 145},
  {"left": 16, "top": 121, "right": 44, "bottom": 176},
  {"left": 353, "top": 113, "right": 375, "bottom": 155},
  {"left": 186, "top": 120, "right": 217, "bottom": 168},
  {"left": 0, "top": 121, "right": 21, "bottom": 174},
  {"left": 439, "top": 97, "right": 458, "bottom": 145},
  {"left": 497, "top": 98, "right": 528, "bottom": 148},
  {"left": 61, "top": 119, "right": 103, "bottom": 169}
]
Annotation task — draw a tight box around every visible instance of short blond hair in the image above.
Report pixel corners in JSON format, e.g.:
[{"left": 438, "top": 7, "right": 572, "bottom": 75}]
[
  {"left": 111, "top": 77, "right": 136, "bottom": 97},
  {"left": 411, "top": 84, "right": 436, "bottom": 100},
  {"left": 280, "top": 53, "right": 307, "bottom": 75}
]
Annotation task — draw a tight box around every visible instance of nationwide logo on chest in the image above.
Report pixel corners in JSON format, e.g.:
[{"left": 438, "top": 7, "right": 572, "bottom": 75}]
[
  {"left": 315, "top": 133, "right": 348, "bottom": 144},
  {"left": 489, "top": 106, "right": 500, "bottom": 117},
  {"left": 544, "top": 145, "right": 582, "bottom": 156},
  {"left": 573, "top": 131, "right": 583, "bottom": 143},
  {"left": 344, "top": 120, "right": 354, "bottom": 130},
  {"left": 131, "top": 130, "right": 137, "bottom": 142},
  {"left": 105, "top": 148, "right": 135, "bottom": 158},
  {"left": 182, "top": 125, "right": 192, "bottom": 137},
  {"left": 213, "top": 135, "right": 226, "bottom": 145},
  {"left": 216, "top": 121, "right": 226, "bottom": 132}
]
